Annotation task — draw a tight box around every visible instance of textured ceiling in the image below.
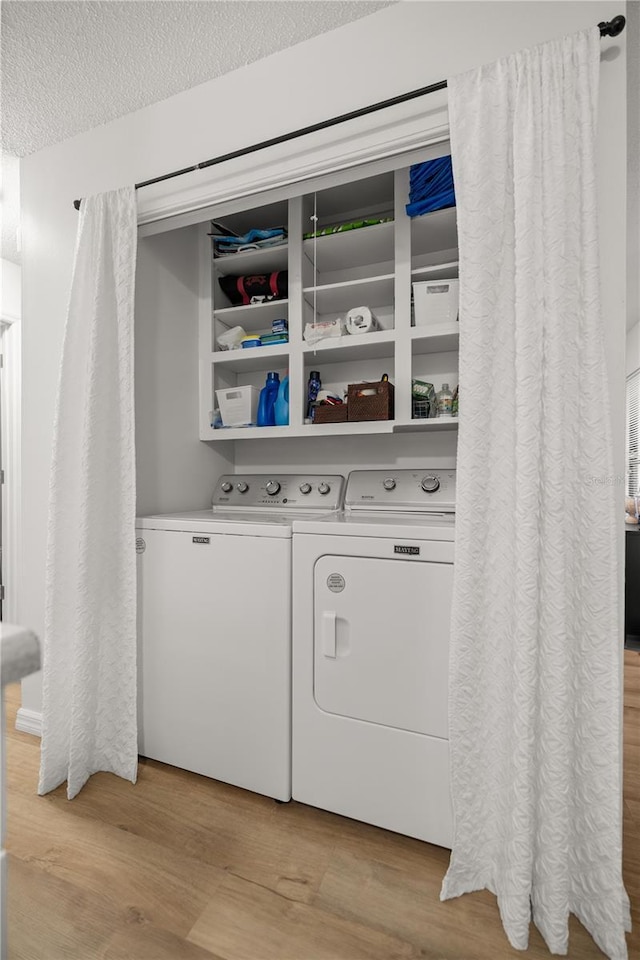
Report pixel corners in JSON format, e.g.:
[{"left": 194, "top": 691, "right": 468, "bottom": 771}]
[
  {"left": 0, "top": 0, "right": 393, "bottom": 157},
  {"left": 0, "top": 0, "right": 394, "bottom": 263}
]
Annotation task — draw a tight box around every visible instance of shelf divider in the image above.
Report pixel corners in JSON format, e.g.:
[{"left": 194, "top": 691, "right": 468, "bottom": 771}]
[
  {"left": 199, "top": 222, "right": 215, "bottom": 437},
  {"left": 394, "top": 166, "right": 413, "bottom": 421},
  {"left": 288, "top": 195, "right": 305, "bottom": 427}
]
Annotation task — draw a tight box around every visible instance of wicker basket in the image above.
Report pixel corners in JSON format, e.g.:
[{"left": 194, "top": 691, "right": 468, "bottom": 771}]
[
  {"left": 313, "top": 404, "right": 348, "bottom": 424},
  {"left": 347, "top": 380, "right": 395, "bottom": 421}
]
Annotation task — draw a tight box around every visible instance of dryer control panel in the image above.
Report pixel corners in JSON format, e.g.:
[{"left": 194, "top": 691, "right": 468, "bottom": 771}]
[
  {"left": 212, "top": 474, "right": 345, "bottom": 511},
  {"left": 345, "top": 469, "right": 456, "bottom": 513}
]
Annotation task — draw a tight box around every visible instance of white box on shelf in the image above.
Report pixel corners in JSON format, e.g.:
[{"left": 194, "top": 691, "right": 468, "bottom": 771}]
[
  {"left": 413, "top": 279, "right": 459, "bottom": 326},
  {"left": 216, "top": 385, "right": 259, "bottom": 426}
]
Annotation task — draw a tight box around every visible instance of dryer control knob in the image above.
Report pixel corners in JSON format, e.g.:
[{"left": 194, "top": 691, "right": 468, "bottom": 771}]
[
  {"left": 421, "top": 475, "right": 440, "bottom": 493},
  {"left": 318, "top": 482, "right": 331, "bottom": 495},
  {"left": 299, "top": 483, "right": 312, "bottom": 495},
  {"left": 265, "top": 480, "right": 281, "bottom": 496},
  {"left": 220, "top": 481, "right": 233, "bottom": 493},
  {"left": 383, "top": 478, "right": 396, "bottom": 491},
  {"left": 236, "top": 481, "right": 249, "bottom": 493}
]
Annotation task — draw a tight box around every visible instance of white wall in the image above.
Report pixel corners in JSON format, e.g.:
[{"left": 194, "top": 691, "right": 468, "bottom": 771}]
[
  {"left": 0, "top": 260, "right": 21, "bottom": 625},
  {"left": 135, "top": 225, "right": 232, "bottom": 515},
  {"left": 628, "top": 323, "right": 640, "bottom": 378},
  {"left": 19, "top": 1, "right": 627, "bottom": 715},
  {"left": 0, "top": 259, "right": 21, "bottom": 322}
]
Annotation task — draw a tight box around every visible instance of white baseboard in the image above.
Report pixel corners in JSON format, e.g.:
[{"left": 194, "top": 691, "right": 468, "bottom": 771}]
[{"left": 15, "top": 707, "right": 42, "bottom": 738}]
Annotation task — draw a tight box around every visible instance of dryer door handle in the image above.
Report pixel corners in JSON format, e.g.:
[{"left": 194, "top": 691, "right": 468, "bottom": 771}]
[{"left": 322, "top": 610, "right": 337, "bottom": 658}]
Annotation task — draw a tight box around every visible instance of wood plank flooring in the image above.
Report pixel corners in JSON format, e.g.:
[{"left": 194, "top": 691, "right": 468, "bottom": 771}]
[{"left": 4, "top": 654, "right": 640, "bottom": 960}]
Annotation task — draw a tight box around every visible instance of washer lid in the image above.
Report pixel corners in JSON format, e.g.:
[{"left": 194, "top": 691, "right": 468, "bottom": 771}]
[{"left": 136, "top": 509, "right": 294, "bottom": 538}]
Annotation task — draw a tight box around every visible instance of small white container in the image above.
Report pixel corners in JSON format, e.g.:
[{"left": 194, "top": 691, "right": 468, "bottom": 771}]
[
  {"left": 217, "top": 325, "right": 246, "bottom": 351},
  {"left": 215, "top": 385, "right": 259, "bottom": 427},
  {"left": 303, "top": 318, "right": 344, "bottom": 344},
  {"left": 412, "top": 279, "right": 459, "bottom": 326}
]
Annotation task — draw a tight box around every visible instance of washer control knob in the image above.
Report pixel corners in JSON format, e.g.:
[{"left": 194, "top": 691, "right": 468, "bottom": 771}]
[
  {"left": 265, "top": 480, "right": 281, "bottom": 496},
  {"left": 421, "top": 475, "right": 440, "bottom": 493},
  {"left": 318, "top": 482, "right": 331, "bottom": 496},
  {"left": 299, "top": 483, "right": 312, "bottom": 495},
  {"left": 236, "top": 481, "right": 249, "bottom": 493},
  {"left": 383, "top": 478, "right": 396, "bottom": 491},
  {"left": 220, "top": 481, "right": 233, "bottom": 493}
]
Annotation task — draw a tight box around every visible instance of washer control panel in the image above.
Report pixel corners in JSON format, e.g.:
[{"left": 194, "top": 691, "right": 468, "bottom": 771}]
[
  {"left": 345, "top": 469, "right": 456, "bottom": 512},
  {"left": 212, "top": 475, "right": 345, "bottom": 511}
]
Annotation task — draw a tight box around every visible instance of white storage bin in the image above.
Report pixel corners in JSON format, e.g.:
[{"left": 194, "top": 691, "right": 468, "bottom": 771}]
[
  {"left": 215, "top": 385, "right": 259, "bottom": 427},
  {"left": 413, "top": 279, "right": 459, "bottom": 326}
]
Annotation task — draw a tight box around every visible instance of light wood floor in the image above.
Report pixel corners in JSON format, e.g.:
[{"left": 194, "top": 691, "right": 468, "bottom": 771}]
[{"left": 4, "top": 654, "right": 640, "bottom": 960}]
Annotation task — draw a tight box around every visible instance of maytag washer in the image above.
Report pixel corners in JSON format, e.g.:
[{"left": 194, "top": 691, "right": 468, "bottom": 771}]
[
  {"left": 136, "top": 474, "right": 345, "bottom": 802},
  {"left": 292, "top": 468, "right": 455, "bottom": 845}
]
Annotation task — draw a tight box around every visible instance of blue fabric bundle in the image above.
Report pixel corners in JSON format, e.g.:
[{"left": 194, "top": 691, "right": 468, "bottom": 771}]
[
  {"left": 406, "top": 156, "right": 455, "bottom": 217},
  {"left": 212, "top": 227, "right": 287, "bottom": 257}
]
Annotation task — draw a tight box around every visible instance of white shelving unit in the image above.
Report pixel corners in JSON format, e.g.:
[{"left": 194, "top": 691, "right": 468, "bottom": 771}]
[{"left": 199, "top": 159, "right": 459, "bottom": 441}]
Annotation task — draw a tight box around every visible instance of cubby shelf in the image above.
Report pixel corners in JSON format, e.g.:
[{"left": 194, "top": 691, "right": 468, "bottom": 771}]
[
  {"left": 303, "top": 330, "right": 395, "bottom": 363},
  {"left": 214, "top": 299, "right": 289, "bottom": 325},
  {"left": 210, "top": 345, "right": 290, "bottom": 374},
  {"left": 411, "top": 206, "right": 458, "bottom": 257},
  {"left": 303, "top": 220, "right": 394, "bottom": 272},
  {"left": 303, "top": 275, "right": 394, "bottom": 314},
  {"left": 411, "top": 323, "right": 460, "bottom": 354},
  {"left": 200, "top": 158, "right": 459, "bottom": 441},
  {"left": 411, "top": 260, "right": 459, "bottom": 280},
  {"left": 212, "top": 243, "right": 288, "bottom": 275}
]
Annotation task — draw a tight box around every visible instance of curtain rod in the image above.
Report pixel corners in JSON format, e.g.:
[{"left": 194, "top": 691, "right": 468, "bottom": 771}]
[{"left": 73, "top": 14, "right": 626, "bottom": 211}]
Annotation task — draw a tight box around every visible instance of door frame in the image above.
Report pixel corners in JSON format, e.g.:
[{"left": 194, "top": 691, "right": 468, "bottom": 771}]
[{"left": 0, "top": 312, "right": 21, "bottom": 624}]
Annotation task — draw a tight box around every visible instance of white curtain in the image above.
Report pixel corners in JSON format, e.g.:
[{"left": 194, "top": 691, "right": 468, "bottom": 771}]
[
  {"left": 442, "top": 28, "right": 630, "bottom": 960},
  {"left": 39, "top": 187, "right": 138, "bottom": 799}
]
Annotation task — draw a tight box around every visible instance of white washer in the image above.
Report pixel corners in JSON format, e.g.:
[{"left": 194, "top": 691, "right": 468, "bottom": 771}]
[
  {"left": 292, "top": 468, "right": 455, "bottom": 845},
  {"left": 136, "top": 473, "right": 345, "bottom": 802}
]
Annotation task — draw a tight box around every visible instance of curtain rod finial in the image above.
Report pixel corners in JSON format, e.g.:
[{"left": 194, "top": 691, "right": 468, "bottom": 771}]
[{"left": 599, "top": 15, "right": 626, "bottom": 37}]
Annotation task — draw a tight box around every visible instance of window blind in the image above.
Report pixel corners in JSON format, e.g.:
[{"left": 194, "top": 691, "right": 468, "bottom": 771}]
[{"left": 627, "top": 369, "right": 640, "bottom": 497}]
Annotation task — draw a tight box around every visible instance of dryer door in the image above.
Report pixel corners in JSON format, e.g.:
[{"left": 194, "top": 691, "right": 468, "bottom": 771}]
[{"left": 313, "top": 555, "right": 452, "bottom": 738}]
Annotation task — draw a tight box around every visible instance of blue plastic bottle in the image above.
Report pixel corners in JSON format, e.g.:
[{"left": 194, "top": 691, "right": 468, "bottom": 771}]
[
  {"left": 257, "top": 372, "right": 280, "bottom": 426},
  {"left": 274, "top": 375, "right": 289, "bottom": 426}
]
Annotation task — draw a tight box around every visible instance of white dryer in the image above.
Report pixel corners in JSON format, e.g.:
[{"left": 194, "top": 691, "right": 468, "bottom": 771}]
[
  {"left": 136, "top": 473, "right": 344, "bottom": 802},
  {"left": 292, "top": 468, "right": 455, "bottom": 846}
]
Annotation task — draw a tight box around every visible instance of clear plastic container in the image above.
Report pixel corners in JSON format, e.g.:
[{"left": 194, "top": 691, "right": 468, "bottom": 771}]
[{"left": 436, "top": 382, "right": 453, "bottom": 417}]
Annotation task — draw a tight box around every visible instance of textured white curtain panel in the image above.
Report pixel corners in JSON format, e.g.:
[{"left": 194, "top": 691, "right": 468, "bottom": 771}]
[
  {"left": 38, "top": 186, "right": 138, "bottom": 800},
  {"left": 442, "top": 27, "right": 630, "bottom": 960}
]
